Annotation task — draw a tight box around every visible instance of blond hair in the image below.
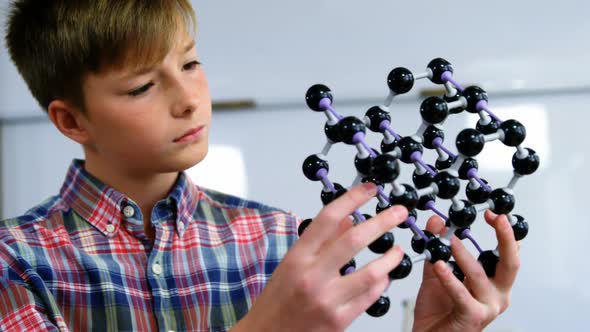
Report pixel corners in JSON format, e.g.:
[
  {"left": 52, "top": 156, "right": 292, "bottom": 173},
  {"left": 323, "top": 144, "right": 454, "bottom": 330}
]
[{"left": 4, "top": 0, "right": 197, "bottom": 112}]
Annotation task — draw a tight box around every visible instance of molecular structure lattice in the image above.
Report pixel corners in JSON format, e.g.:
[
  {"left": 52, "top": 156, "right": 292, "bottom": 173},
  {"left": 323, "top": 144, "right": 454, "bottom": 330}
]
[{"left": 298, "top": 58, "right": 540, "bottom": 317}]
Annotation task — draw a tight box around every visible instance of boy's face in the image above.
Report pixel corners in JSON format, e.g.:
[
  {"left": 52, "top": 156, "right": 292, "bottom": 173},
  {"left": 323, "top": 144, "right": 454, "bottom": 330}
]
[{"left": 79, "top": 30, "right": 212, "bottom": 176}]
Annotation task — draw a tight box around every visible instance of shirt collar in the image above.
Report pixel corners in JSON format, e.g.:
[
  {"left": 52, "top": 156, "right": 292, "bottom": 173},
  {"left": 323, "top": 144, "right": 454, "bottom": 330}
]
[
  {"left": 167, "top": 168, "right": 200, "bottom": 237},
  {"left": 59, "top": 159, "right": 200, "bottom": 238}
]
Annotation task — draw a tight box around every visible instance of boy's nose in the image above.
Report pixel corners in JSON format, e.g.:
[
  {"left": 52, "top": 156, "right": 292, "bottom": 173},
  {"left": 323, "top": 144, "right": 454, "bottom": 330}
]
[{"left": 171, "top": 79, "right": 200, "bottom": 117}]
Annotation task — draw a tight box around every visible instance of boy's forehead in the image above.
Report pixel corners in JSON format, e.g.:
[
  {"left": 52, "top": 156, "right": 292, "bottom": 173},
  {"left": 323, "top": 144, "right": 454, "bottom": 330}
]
[{"left": 104, "top": 37, "right": 196, "bottom": 80}]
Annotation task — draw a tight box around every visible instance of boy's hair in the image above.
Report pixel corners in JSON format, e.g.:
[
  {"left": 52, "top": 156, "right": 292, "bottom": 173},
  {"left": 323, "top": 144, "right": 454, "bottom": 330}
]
[{"left": 4, "top": 0, "right": 197, "bottom": 112}]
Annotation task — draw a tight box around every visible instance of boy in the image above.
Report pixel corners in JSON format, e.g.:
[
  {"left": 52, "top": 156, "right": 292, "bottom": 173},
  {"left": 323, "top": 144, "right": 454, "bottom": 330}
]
[{"left": 1, "top": 1, "right": 520, "bottom": 331}]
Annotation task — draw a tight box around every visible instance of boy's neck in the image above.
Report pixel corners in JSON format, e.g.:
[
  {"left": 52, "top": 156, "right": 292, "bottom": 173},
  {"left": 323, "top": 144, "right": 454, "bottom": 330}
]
[{"left": 83, "top": 155, "right": 179, "bottom": 238}]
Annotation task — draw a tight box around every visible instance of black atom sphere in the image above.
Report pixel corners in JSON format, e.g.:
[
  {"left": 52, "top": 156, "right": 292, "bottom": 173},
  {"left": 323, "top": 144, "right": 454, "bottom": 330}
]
[
  {"left": 512, "top": 148, "right": 540, "bottom": 175},
  {"left": 456, "top": 128, "right": 485, "bottom": 157},
  {"left": 387, "top": 67, "right": 415, "bottom": 94},
  {"left": 305, "top": 84, "right": 332, "bottom": 111},
  {"left": 366, "top": 296, "right": 390, "bottom": 317}
]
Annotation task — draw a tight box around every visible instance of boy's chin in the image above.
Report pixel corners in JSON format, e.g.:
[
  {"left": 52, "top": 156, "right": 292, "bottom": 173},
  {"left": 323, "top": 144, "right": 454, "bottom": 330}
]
[{"left": 161, "top": 150, "right": 208, "bottom": 173}]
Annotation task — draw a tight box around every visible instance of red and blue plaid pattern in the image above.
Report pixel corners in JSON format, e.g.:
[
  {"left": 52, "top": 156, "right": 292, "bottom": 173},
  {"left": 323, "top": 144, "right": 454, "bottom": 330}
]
[{"left": 0, "top": 160, "right": 299, "bottom": 331}]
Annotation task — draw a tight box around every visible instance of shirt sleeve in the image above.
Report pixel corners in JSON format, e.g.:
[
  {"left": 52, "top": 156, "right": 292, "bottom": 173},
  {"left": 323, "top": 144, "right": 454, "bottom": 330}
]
[{"left": 0, "top": 278, "right": 61, "bottom": 332}]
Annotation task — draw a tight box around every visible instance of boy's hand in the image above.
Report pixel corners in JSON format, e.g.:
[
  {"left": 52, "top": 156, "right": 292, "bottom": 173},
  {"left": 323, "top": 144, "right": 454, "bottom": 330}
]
[
  {"left": 413, "top": 210, "right": 520, "bottom": 332},
  {"left": 235, "top": 183, "right": 408, "bottom": 332}
]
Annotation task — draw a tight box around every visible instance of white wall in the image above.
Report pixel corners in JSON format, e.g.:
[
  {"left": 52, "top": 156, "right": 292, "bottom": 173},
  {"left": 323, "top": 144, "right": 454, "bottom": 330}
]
[{"left": 1, "top": 0, "right": 590, "bottom": 331}]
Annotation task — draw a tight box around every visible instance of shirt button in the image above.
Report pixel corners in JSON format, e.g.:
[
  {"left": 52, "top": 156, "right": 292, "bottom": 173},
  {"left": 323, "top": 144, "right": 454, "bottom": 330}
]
[
  {"left": 152, "top": 263, "right": 163, "bottom": 275},
  {"left": 123, "top": 205, "right": 135, "bottom": 218},
  {"left": 178, "top": 223, "right": 185, "bottom": 232},
  {"left": 106, "top": 224, "right": 115, "bottom": 233}
]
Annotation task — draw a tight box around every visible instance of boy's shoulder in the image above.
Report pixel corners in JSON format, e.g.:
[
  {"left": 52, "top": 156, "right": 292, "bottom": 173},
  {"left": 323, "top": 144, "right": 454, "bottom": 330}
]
[
  {"left": 198, "top": 186, "right": 289, "bottom": 213},
  {"left": 0, "top": 195, "right": 70, "bottom": 265},
  {"left": 195, "top": 185, "right": 302, "bottom": 228},
  {"left": 0, "top": 195, "right": 68, "bottom": 234}
]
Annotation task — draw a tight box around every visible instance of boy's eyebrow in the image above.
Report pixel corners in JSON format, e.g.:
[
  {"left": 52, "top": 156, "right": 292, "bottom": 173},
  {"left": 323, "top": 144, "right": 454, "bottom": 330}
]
[
  {"left": 183, "top": 40, "right": 195, "bottom": 53},
  {"left": 122, "top": 66, "right": 157, "bottom": 80},
  {"left": 121, "top": 40, "right": 196, "bottom": 80}
]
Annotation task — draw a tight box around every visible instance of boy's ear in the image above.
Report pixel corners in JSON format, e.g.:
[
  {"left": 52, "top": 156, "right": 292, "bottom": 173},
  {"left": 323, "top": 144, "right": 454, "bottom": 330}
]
[{"left": 47, "top": 99, "right": 93, "bottom": 146}]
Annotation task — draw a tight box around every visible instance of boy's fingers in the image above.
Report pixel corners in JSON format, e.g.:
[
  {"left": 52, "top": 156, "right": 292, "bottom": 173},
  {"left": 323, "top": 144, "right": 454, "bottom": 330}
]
[
  {"left": 485, "top": 210, "right": 520, "bottom": 290},
  {"left": 305, "top": 216, "right": 354, "bottom": 241},
  {"left": 310, "top": 215, "right": 357, "bottom": 258},
  {"left": 337, "top": 245, "right": 404, "bottom": 304},
  {"left": 335, "top": 216, "right": 355, "bottom": 237},
  {"left": 425, "top": 215, "right": 446, "bottom": 235},
  {"left": 302, "top": 183, "right": 378, "bottom": 252},
  {"left": 433, "top": 261, "right": 478, "bottom": 311},
  {"left": 319, "top": 206, "right": 408, "bottom": 271},
  {"left": 450, "top": 236, "right": 493, "bottom": 300},
  {"left": 422, "top": 215, "right": 446, "bottom": 280},
  {"left": 336, "top": 275, "right": 391, "bottom": 325}
]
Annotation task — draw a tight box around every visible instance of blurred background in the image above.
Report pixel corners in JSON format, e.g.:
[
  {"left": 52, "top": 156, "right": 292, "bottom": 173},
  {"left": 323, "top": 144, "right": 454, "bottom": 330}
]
[{"left": 1, "top": 1, "right": 588, "bottom": 331}]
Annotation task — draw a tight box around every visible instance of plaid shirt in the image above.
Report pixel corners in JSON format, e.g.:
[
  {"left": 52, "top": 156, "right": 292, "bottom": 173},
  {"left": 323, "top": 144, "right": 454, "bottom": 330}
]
[{"left": 0, "top": 160, "right": 299, "bottom": 332}]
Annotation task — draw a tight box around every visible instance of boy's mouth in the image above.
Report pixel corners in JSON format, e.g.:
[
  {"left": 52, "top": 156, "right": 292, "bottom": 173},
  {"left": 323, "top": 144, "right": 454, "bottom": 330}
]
[{"left": 174, "top": 126, "right": 205, "bottom": 143}]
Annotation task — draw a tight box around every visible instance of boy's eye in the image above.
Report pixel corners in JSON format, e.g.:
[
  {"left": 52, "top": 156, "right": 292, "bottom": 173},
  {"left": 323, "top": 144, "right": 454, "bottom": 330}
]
[
  {"left": 128, "top": 82, "right": 154, "bottom": 97},
  {"left": 183, "top": 60, "right": 201, "bottom": 71}
]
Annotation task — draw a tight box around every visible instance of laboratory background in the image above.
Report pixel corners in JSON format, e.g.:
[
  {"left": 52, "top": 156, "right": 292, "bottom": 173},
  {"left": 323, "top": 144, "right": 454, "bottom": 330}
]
[{"left": 1, "top": 1, "right": 588, "bottom": 331}]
